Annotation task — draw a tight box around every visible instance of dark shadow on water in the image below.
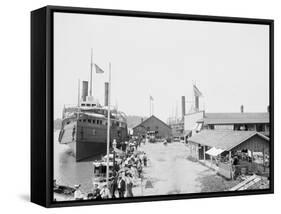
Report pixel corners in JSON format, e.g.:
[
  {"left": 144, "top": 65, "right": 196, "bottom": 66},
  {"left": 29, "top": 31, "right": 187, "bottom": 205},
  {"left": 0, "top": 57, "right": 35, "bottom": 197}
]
[
  {"left": 19, "top": 194, "right": 30, "bottom": 202},
  {"left": 80, "top": 154, "right": 105, "bottom": 162}
]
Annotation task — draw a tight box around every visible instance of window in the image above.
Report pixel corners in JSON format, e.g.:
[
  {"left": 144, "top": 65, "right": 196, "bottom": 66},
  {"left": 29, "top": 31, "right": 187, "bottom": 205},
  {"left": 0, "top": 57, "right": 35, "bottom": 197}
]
[
  {"left": 86, "top": 104, "right": 91, "bottom": 107},
  {"left": 83, "top": 119, "right": 86, "bottom": 123},
  {"left": 208, "top": 125, "right": 214, "bottom": 130},
  {"left": 256, "top": 124, "right": 265, "bottom": 132},
  {"left": 92, "top": 120, "right": 95, "bottom": 124},
  {"left": 81, "top": 104, "right": 85, "bottom": 106},
  {"left": 88, "top": 119, "right": 91, "bottom": 123}
]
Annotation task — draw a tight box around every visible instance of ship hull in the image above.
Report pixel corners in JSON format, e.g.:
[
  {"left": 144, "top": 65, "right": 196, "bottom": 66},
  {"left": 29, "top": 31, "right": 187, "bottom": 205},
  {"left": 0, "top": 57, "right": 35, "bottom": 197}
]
[
  {"left": 59, "top": 118, "right": 128, "bottom": 161},
  {"left": 68, "top": 140, "right": 106, "bottom": 161}
]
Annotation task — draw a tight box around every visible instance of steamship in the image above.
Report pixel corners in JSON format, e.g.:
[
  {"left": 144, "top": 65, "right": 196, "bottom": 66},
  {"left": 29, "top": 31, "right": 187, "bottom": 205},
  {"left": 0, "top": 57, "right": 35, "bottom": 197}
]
[{"left": 58, "top": 58, "right": 128, "bottom": 161}]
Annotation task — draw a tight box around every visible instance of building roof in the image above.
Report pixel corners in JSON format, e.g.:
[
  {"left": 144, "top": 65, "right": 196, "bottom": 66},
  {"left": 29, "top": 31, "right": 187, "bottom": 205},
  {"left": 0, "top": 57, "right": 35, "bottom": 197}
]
[
  {"left": 188, "top": 130, "right": 269, "bottom": 151},
  {"left": 133, "top": 115, "right": 171, "bottom": 130},
  {"left": 197, "top": 112, "right": 269, "bottom": 125}
]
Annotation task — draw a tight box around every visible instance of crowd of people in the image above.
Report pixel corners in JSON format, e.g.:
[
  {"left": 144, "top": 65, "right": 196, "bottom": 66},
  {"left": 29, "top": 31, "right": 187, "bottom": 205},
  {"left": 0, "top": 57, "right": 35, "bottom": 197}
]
[{"left": 73, "top": 139, "right": 148, "bottom": 200}]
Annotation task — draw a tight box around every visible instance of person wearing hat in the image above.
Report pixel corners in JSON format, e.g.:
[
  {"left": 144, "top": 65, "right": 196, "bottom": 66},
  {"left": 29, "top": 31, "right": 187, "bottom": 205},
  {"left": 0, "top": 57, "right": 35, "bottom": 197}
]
[
  {"left": 110, "top": 174, "right": 118, "bottom": 199},
  {"left": 117, "top": 175, "right": 126, "bottom": 198},
  {"left": 125, "top": 173, "right": 134, "bottom": 197},
  {"left": 74, "top": 184, "right": 83, "bottom": 200},
  {"left": 136, "top": 160, "right": 142, "bottom": 178},
  {"left": 93, "top": 184, "right": 101, "bottom": 200},
  {"left": 100, "top": 184, "right": 111, "bottom": 199},
  {"left": 142, "top": 152, "right": 147, "bottom": 167},
  {"left": 112, "top": 139, "right": 117, "bottom": 148}
]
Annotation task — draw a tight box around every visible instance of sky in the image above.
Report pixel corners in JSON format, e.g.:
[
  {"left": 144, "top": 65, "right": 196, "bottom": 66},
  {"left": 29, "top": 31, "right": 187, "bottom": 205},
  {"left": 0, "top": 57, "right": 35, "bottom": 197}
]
[{"left": 54, "top": 12, "right": 270, "bottom": 122}]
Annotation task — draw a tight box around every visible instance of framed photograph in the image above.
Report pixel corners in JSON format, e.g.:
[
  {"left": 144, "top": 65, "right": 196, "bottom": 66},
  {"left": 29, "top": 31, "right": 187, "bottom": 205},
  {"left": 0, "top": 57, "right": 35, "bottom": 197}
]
[{"left": 31, "top": 5, "right": 274, "bottom": 208}]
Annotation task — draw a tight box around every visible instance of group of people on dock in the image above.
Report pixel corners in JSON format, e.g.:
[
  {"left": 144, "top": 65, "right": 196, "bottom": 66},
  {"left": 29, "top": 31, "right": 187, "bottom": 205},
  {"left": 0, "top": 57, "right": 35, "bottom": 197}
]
[{"left": 73, "top": 139, "right": 148, "bottom": 200}]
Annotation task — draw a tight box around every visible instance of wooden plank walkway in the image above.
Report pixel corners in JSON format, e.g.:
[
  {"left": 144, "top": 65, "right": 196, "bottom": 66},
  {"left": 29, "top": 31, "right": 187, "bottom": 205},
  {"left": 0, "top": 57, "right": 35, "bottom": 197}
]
[{"left": 229, "top": 175, "right": 261, "bottom": 191}]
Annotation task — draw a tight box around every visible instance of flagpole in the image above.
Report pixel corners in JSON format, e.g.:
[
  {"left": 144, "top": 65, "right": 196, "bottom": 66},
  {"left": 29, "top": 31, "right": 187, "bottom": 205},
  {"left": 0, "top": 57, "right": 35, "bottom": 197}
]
[
  {"left": 151, "top": 101, "right": 153, "bottom": 116},
  {"left": 149, "top": 96, "right": 151, "bottom": 116},
  {"left": 106, "top": 62, "right": 111, "bottom": 186},
  {"left": 90, "top": 48, "right": 93, "bottom": 96},
  {"left": 77, "top": 79, "right": 80, "bottom": 120},
  {"left": 149, "top": 95, "right": 151, "bottom": 117},
  {"left": 77, "top": 79, "right": 80, "bottom": 107}
]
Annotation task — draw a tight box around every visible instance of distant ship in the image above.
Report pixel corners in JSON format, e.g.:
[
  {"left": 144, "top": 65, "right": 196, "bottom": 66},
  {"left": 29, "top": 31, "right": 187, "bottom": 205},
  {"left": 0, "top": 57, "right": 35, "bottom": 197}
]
[{"left": 58, "top": 52, "right": 128, "bottom": 161}]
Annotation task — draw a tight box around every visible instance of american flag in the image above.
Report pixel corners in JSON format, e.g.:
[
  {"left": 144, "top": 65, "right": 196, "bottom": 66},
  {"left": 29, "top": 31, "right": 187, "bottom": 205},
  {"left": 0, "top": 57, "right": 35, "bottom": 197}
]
[
  {"left": 94, "top": 64, "right": 104, "bottom": 73},
  {"left": 193, "top": 85, "right": 202, "bottom": 97}
]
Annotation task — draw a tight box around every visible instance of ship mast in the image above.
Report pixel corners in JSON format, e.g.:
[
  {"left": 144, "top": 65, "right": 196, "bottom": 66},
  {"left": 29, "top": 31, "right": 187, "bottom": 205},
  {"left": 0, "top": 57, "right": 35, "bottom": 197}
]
[
  {"left": 77, "top": 79, "right": 80, "bottom": 107},
  {"left": 106, "top": 63, "right": 111, "bottom": 186},
  {"left": 90, "top": 48, "right": 93, "bottom": 96}
]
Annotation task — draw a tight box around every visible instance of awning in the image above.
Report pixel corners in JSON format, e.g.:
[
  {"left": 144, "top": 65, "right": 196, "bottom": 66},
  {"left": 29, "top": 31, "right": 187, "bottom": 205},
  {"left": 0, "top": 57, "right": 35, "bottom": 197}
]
[
  {"left": 206, "top": 147, "right": 225, "bottom": 157},
  {"left": 196, "top": 123, "right": 203, "bottom": 132},
  {"left": 93, "top": 161, "right": 114, "bottom": 167},
  {"left": 103, "top": 154, "right": 114, "bottom": 159},
  {"left": 113, "top": 147, "right": 125, "bottom": 155}
]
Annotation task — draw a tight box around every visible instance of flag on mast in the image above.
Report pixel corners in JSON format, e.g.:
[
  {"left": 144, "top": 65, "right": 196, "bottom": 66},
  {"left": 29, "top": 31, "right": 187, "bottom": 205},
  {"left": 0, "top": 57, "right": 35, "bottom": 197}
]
[
  {"left": 193, "top": 85, "right": 203, "bottom": 97},
  {"left": 150, "top": 95, "right": 154, "bottom": 101},
  {"left": 95, "top": 64, "right": 105, "bottom": 73}
]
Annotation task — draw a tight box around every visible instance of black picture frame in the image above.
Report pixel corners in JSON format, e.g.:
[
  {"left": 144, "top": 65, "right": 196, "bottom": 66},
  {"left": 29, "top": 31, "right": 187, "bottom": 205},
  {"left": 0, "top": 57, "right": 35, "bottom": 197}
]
[{"left": 31, "top": 5, "right": 274, "bottom": 208}]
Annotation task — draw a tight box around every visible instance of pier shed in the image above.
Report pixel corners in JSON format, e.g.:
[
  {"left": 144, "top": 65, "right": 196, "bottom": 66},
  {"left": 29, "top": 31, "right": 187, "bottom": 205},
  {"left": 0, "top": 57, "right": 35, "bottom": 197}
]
[
  {"left": 199, "top": 112, "right": 270, "bottom": 137},
  {"left": 133, "top": 115, "right": 172, "bottom": 140},
  {"left": 188, "top": 130, "right": 269, "bottom": 179}
]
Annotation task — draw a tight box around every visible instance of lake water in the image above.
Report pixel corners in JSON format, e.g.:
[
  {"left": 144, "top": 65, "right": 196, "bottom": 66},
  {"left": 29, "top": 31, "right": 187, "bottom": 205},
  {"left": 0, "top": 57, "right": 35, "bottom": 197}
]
[{"left": 53, "top": 131, "right": 97, "bottom": 193}]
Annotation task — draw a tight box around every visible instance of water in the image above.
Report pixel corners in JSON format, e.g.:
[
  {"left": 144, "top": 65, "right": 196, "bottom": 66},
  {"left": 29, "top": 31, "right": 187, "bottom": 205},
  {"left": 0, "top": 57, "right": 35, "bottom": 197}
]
[{"left": 54, "top": 131, "right": 97, "bottom": 193}]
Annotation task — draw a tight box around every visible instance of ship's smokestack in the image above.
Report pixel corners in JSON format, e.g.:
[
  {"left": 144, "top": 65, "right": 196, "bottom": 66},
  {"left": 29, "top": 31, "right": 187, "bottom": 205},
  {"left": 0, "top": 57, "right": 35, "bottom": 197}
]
[
  {"left": 267, "top": 105, "right": 270, "bottom": 113},
  {"left": 82, "top": 81, "right": 88, "bottom": 101},
  {"left": 240, "top": 105, "right": 244, "bottom": 113},
  {"left": 104, "top": 82, "right": 109, "bottom": 106},
  {"left": 181, "top": 96, "right": 186, "bottom": 119}
]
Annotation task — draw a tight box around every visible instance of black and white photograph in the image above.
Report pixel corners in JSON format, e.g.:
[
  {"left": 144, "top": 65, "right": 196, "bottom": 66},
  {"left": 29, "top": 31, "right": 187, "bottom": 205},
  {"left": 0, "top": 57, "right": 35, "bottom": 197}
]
[{"left": 52, "top": 11, "right": 272, "bottom": 202}]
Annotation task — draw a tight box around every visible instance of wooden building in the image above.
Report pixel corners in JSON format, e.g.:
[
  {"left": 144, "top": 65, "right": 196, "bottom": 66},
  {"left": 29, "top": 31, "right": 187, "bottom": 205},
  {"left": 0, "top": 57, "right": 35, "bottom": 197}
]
[
  {"left": 198, "top": 112, "right": 270, "bottom": 137},
  {"left": 170, "top": 120, "right": 184, "bottom": 139},
  {"left": 133, "top": 115, "right": 172, "bottom": 139},
  {"left": 188, "top": 130, "right": 269, "bottom": 179},
  {"left": 184, "top": 112, "right": 270, "bottom": 139}
]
